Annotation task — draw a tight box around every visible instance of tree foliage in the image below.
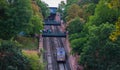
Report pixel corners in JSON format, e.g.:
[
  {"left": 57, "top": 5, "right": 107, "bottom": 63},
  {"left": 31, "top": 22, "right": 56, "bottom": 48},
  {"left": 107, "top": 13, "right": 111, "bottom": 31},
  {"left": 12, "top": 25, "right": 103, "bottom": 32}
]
[
  {"left": 31, "top": 1, "right": 43, "bottom": 18},
  {"left": 67, "top": 17, "right": 83, "bottom": 34},
  {"left": 36, "top": 0, "right": 50, "bottom": 19},
  {"left": 64, "top": 0, "right": 97, "bottom": 23},
  {"left": 110, "top": 17, "right": 120, "bottom": 41},
  {"left": 23, "top": 50, "right": 44, "bottom": 70},
  {"left": 27, "top": 1, "right": 44, "bottom": 35},
  {"left": 108, "top": 0, "right": 120, "bottom": 41},
  {"left": 0, "top": 0, "right": 46, "bottom": 39},
  {"left": 30, "top": 15, "right": 43, "bottom": 34},
  {"left": 71, "top": 37, "right": 87, "bottom": 55},
  {"left": 0, "top": 0, "right": 46, "bottom": 70},
  {"left": 67, "top": 0, "right": 79, "bottom": 6},
  {"left": 84, "top": 3, "right": 96, "bottom": 16},
  {"left": 0, "top": 0, "right": 32, "bottom": 40},
  {"left": 80, "top": 24, "right": 120, "bottom": 70},
  {"left": 65, "top": 4, "right": 83, "bottom": 22},
  {"left": 57, "top": 1, "right": 66, "bottom": 15},
  {"left": 108, "top": 0, "right": 120, "bottom": 9},
  {"left": 65, "top": 0, "right": 120, "bottom": 70},
  {"left": 87, "top": 0, "right": 117, "bottom": 26},
  {"left": 79, "top": 0, "right": 100, "bottom": 5},
  {"left": 0, "top": 40, "right": 31, "bottom": 70}
]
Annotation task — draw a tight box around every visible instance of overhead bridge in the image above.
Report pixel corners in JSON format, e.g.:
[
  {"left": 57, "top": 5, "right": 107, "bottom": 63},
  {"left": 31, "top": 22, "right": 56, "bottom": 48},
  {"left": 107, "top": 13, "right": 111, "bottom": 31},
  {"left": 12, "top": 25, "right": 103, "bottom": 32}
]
[
  {"left": 44, "top": 20, "right": 61, "bottom": 26},
  {"left": 42, "top": 33, "right": 66, "bottom": 37}
]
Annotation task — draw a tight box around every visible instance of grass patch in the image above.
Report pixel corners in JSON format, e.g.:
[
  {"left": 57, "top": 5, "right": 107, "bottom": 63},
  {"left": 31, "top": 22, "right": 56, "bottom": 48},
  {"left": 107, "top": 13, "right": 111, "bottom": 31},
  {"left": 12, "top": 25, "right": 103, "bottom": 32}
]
[{"left": 15, "top": 36, "right": 38, "bottom": 50}]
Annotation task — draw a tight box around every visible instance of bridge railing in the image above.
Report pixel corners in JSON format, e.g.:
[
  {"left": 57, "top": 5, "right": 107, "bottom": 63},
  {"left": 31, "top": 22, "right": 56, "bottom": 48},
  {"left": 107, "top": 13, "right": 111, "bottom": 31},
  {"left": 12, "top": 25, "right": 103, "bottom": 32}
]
[
  {"left": 44, "top": 20, "right": 61, "bottom": 26},
  {"left": 42, "top": 32, "right": 66, "bottom": 37}
]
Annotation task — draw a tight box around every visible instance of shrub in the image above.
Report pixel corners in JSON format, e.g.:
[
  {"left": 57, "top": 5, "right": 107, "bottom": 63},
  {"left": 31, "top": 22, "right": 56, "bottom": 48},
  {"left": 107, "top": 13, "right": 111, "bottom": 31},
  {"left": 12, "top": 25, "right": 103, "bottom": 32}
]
[
  {"left": 67, "top": 17, "right": 83, "bottom": 35},
  {"left": 0, "top": 40, "right": 31, "bottom": 70},
  {"left": 22, "top": 50, "right": 44, "bottom": 70},
  {"left": 80, "top": 24, "right": 120, "bottom": 70}
]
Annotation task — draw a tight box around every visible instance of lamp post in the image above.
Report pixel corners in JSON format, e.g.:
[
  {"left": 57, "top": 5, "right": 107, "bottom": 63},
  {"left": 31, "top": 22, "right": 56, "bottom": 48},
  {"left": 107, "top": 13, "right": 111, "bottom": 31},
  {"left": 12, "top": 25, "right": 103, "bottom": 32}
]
[{"left": 61, "top": 8, "right": 65, "bottom": 19}]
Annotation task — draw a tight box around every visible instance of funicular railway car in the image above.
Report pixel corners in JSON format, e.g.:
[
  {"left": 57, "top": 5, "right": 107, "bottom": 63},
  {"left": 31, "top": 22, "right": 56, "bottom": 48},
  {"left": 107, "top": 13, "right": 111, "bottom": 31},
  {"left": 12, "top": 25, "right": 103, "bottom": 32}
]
[{"left": 56, "top": 47, "right": 66, "bottom": 62}]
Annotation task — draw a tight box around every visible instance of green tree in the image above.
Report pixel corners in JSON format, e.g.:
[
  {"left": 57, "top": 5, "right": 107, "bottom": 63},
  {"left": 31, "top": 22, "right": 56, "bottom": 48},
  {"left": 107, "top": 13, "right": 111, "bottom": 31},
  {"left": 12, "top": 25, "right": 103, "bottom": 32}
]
[
  {"left": 80, "top": 23, "right": 120, "bottom": 70},
  {"left": 110, "top": 17, "right": 120, "bottom": 41},
  {"left": 0, "top": 40, "right": 31, "bottom": 70},
  {"left": 87, "top": 0, "right": 117, "bottom": 26},
  {"left": 58, "top": 1, "right": 66, "bottom": 12},
  {"left": 108, "top": 0, "right": 120, "bottom": 9},
  {"left": 67, "top": 17, "right": 83, "bottom": 34},
  {"left": 23, "top": 50, "right": 44, "bottom": 70},
  {"left": 79, "top": 0, "right": 100, "bottom": 5},
  {"left": 0, "top": 0, "right": 32, "bottom": 40},
  {"left": 62, "top": 0, "right": 79, "bottom": 22},
  {"left": 36, "top": 0, "right": 50, "bottom": 19},
  {"left": 71, "top": 37, "right": 87, "bottom": 55},
  {"left": 29, "top": 15, "right": 43, "bottom": 34},
  {"left": 108, "top": 0, "right": 120, "bottom": 41},
  {"left": 27, "top": 1, "right": 43, "bottom": 35},
  {"left": 67, "top": 0, "right": 79, "bottom": 5},
  {"left": 84, "top": 3, "right": 96, "bottom": 16},
  {"left": 57, "top": 1, "right": 66, "bottom": 18},
  {"left": 65, "top": 0, "right": 120, "bottom": 70},
  {"left": 65, "top": 4, "right": 83, "bottom": 22}
]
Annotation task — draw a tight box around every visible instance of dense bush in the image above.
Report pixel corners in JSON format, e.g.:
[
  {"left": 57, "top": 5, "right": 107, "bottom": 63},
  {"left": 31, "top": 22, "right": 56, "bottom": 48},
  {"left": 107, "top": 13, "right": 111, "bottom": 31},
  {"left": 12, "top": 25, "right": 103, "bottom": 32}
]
[
  {"left": 0, "top": 0, "right": 48, "bottom": 70},
  {"left": 87, "top": 0, "right": 117, "bottom": 26},
  {"left": 65, "top": 0, "right": 120, "bottom": 70},
  {"left": 36, "top": 0, "right": 50, "bottom": 19},
  {"left": 79, "top": 23, "right": 120, "bottom": 70},
  {"left": 71, "top": 37, "right": 87, "bottom": 55},
  {"left": 84, "top": 3, "right": 96, "bottom": 18},
  {"left": 67, "top": 17, "right": 83, "bottom": 35},
  {"left": 0, "top": 40, "right": 31, "bottom": 70},
  {"left": 69, "top": 33, "right": 81, "bottom": 41},
  {"left": 22, "top": 50, "right": 44, "bottom": 70},
  {"left": 0, "top": 0, "right": 46, "bottom": 40},
  {"left": 0, "top": 0, "right": 32, "bottom": 40}
]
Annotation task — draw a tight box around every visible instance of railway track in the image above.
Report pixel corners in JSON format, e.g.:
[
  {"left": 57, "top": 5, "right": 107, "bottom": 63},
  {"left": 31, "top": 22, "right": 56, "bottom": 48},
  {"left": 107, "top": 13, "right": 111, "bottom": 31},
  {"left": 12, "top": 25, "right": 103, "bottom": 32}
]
[
  {"left": 52, "top": 25, "right": 69, "bottom": 70},
  {"left": 43, "top": 22, "right": 71, "bottom": 70},
  {"left": 54, "top": 26, "right": 71, "bottom": 70},
  {"left": 43, "top": 37, "right": 53, "bottom": 70},
  {"left": 43, "top": 26, "right": 59, "bottom": 70},
  {"left": 54, "top": 26, "right": 69, "bottom": 70}
]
